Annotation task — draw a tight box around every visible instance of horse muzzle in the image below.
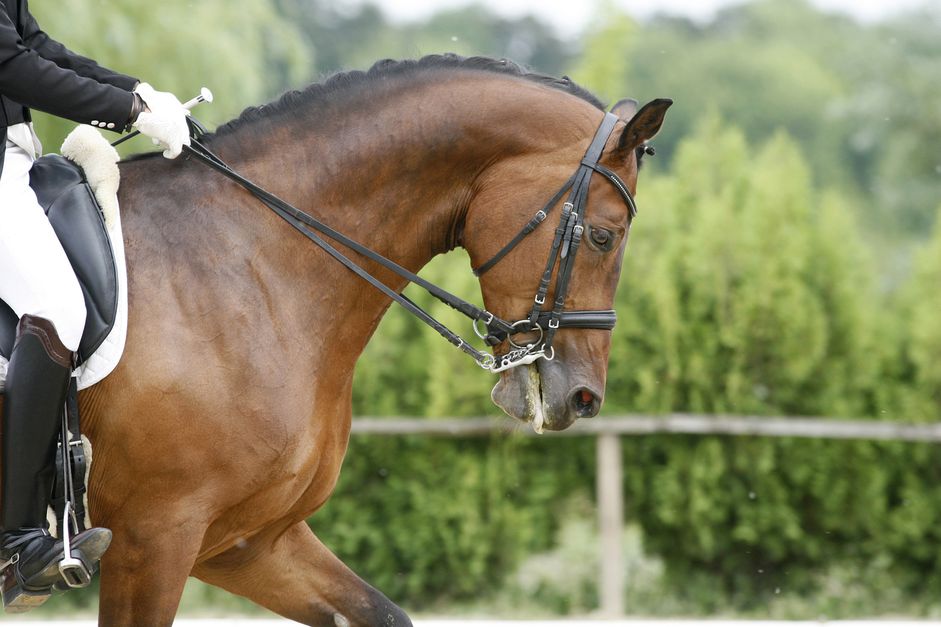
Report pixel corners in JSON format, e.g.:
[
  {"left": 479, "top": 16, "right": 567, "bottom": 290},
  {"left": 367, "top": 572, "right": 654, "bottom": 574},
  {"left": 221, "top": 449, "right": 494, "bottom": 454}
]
[{"left": 490, "top": 359, "right": 602, "bottom": 432}]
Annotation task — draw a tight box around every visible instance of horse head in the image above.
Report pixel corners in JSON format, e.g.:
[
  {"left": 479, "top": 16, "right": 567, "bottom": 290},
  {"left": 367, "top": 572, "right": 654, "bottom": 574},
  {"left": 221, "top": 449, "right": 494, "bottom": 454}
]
[{"left": 463, "top": 97, "right": 672, "bottom": 431}]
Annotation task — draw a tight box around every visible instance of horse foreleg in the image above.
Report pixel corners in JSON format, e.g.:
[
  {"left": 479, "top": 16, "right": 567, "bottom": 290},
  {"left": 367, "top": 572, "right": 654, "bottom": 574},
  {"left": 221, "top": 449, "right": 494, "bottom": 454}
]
[
  {"left": 193, "top": 521, "right": 412, "bottom": 627},
  {"left": 96, "top": 520, "right": 204, "bottom": 627}
]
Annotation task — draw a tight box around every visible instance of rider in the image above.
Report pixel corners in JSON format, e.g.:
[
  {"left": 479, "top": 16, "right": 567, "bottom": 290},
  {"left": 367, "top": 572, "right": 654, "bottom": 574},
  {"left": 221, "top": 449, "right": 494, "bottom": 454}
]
[{"left": 0, "top": 0, "right": 189, "bottom": 608}]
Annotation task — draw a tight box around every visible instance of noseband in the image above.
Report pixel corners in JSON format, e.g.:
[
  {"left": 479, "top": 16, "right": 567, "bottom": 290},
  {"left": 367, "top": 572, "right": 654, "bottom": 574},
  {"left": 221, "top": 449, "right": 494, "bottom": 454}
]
[{"left": 183, "top": 111, "right": 636, "bottom": 374}]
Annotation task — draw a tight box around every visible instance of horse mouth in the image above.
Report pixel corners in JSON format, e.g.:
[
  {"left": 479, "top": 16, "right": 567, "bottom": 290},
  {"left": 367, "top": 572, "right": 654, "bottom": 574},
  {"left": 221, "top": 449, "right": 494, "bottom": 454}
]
[{"left": 491, "top": 362, "right": 598, "bottom": 432}]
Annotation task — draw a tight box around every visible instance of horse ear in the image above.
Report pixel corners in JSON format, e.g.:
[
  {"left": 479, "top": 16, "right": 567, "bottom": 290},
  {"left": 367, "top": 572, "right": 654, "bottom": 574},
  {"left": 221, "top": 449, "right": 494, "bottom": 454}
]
[
  {"left": 613, "top": 98, "right": 673, "bottom": 160},
  {"left": 609, "top": 98, "right": 639, "bottom": 120}
]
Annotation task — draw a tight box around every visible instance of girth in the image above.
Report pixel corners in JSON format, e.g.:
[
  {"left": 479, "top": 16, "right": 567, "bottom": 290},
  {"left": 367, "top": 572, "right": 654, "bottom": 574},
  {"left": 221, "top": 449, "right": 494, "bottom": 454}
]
[{"left": 181, "top": 110, "right": 636, "bottom": 373}]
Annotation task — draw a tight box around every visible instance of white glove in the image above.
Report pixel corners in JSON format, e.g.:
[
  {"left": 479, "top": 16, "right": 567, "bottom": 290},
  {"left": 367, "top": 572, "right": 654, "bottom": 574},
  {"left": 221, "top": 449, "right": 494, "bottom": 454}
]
[{"left": 132, "top": 83, "right": 190, "bottom": 159}]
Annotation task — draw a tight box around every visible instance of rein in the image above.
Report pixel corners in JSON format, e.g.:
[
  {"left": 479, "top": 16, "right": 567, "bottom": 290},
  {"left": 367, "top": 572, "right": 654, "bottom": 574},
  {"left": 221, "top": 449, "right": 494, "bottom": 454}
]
[{"left": 181, "top": 111, "right": 635, "bottom": 373}]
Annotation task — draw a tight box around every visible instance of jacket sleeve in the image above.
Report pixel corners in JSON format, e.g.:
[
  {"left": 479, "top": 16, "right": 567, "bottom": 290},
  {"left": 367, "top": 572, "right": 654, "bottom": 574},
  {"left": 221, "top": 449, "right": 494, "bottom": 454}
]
[
  {"left": 19, "top": 8, "right": 138, "bottom": 91},
  {"left": 0, "top": 7, "right": 134, "bottom": 130}
]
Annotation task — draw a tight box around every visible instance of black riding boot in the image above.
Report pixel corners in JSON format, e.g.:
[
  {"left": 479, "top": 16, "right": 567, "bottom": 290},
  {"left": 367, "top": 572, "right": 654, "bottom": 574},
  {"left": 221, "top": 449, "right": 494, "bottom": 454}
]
[{"left": 0, "top": 315, "right": 111, "bottom": 612}]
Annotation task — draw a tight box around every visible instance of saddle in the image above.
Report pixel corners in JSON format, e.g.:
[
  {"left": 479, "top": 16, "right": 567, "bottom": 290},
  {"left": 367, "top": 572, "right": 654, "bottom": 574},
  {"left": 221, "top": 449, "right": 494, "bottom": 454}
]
[{"left": 0, "top": 155, "right": 118, "bottom": 364}]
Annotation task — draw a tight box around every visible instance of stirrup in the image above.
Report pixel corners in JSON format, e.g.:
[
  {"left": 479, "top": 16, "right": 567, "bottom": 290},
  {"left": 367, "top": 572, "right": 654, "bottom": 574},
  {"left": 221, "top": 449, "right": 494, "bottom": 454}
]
[
  {"left": 0, "top": 555, "right": 53, "bottom": 613},
  {"left": 52, "top": 526, "right": 111, "bottom": 592},
  {"left": 53, "top": 396, "right": 110, "bottom": 591},
  {"left": 55, "top": 503, "right": 104, "bottom": 590},
  {"left": 58, "top": 555, "right": 91, "bottom": 589},
  {"left": 57, "top": 500, "right": 86, "bottom": 588}
]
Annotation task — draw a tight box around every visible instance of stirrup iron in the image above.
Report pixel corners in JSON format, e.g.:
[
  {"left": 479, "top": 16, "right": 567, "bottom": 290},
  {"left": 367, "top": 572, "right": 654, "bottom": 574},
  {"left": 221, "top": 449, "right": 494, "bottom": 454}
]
[
  {"left": 56, "top": 407, "right": 92, "bottom": 589},
  {"left": 57, "top": 502, "right": 90, "bottom": 589}
]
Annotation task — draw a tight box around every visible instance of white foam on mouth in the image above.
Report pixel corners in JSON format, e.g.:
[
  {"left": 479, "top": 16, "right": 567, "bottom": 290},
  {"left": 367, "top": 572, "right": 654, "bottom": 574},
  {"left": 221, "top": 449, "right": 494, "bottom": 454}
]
[
  {"left": 525, "top": 363, "right": 545, "bottom": 434},
  {"left": 532, "top": 400, "right": 545, "bottom": 434}
]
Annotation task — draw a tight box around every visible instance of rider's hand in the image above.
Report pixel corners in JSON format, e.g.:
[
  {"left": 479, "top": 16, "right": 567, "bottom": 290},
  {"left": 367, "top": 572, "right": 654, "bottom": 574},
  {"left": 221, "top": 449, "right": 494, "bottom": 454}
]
[{"left": 131, "top": 83, "right": 190, "bottom": 159}]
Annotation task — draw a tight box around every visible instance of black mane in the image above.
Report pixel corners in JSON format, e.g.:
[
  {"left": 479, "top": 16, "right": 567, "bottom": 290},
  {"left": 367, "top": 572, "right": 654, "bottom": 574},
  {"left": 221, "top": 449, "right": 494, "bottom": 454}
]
[{"left": 211, "top": 54, "right": 604, "bottom": 139}]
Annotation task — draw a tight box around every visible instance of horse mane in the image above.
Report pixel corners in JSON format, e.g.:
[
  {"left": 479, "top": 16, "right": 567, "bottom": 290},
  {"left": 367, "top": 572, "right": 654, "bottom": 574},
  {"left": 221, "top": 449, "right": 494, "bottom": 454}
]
[
  {"left": 118, "top": 55, "right": 604, "bottom": 163},
  {"left": 210, "top": 54, "right": 605, "bottom": 139}
]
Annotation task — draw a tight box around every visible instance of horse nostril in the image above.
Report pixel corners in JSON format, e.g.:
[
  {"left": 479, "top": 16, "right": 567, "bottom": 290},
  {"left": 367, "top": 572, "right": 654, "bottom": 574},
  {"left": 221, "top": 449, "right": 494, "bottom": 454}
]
[{"left": 570, "top": 387, "right": 601, "bottom": 418}]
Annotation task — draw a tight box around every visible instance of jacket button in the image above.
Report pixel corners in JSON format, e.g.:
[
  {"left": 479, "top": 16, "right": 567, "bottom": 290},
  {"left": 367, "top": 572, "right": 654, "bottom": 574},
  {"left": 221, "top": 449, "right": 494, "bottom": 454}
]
[{"left": 91, "top": 120, "right": 99, "bottom": 126}]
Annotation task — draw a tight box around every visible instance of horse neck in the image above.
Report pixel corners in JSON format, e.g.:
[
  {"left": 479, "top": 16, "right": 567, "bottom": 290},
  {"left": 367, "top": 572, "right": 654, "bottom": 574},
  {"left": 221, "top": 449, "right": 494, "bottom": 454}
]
[{"left": 149, "top": 76, "right": 595, "bottom": 378}]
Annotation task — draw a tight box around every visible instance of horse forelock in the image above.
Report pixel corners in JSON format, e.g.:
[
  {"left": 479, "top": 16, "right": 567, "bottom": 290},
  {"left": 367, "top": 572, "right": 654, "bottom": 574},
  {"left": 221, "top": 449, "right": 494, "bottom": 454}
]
[{"left": 208, "top": 54, "right": 604, "bottom": 141}]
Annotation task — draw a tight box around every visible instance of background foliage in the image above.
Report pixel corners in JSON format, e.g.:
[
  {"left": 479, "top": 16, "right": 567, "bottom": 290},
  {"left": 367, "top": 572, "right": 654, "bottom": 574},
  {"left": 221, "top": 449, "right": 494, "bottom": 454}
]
[{"left": 22, "top": 0, "right": 941, "bottom": 617}]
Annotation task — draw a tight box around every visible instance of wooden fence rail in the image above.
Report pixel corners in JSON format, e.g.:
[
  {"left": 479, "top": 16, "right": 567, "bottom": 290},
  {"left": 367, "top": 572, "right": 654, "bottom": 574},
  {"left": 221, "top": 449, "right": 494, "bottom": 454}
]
[
  {"left": 353, "top": 414, "right": 941, "bottom": 441},
  {"left": 349, "top": 414, "right": 941, "bottom": 617}
]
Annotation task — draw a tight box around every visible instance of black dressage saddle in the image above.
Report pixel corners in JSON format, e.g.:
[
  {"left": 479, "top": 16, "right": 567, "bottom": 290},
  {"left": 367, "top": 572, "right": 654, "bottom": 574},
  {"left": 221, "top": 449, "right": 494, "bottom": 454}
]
[{"left": 0, "top": 155, "right": 117, "bottom": 365}]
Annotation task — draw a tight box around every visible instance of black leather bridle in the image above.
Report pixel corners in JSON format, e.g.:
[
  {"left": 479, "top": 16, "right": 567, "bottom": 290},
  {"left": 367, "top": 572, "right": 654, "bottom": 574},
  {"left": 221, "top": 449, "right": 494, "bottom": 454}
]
[
  {"left": 183, "top": 110, "right": 636, "bottom": 373},
  {"left": 469, "top": 111, "right": 635, "bottom": 371}
]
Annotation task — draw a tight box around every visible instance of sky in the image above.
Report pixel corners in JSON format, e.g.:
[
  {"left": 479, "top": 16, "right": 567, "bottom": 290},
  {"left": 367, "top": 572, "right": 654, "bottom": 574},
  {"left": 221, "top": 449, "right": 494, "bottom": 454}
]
[{"left": 336, "top": 0, "right": 930, "bottom": 37}]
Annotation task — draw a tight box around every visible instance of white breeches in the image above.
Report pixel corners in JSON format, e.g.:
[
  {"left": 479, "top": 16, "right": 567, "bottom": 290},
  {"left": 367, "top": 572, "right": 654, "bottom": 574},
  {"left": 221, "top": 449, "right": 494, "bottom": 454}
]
[{"left": 1, "top": 139, "right": 86, "bottom": 351}]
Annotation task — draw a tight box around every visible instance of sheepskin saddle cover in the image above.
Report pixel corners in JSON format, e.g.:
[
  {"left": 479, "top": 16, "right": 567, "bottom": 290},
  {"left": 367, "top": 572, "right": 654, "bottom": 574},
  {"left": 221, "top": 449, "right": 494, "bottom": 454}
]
[{"left": 0, "top": 126, "right": 120, "bottom": 365}]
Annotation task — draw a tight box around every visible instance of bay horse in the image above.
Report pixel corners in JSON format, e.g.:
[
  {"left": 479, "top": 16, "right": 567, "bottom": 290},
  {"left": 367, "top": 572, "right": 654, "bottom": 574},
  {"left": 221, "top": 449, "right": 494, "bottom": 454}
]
[{"left": 1, "top": 55, "right": 670, "bottom": 625}]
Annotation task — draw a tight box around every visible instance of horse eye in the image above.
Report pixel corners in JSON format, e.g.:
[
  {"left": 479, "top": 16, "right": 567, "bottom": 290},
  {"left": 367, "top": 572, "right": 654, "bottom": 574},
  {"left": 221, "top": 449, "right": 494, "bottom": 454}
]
[{"left": 589, "top": 227, "right": 614, "bottom": 251}]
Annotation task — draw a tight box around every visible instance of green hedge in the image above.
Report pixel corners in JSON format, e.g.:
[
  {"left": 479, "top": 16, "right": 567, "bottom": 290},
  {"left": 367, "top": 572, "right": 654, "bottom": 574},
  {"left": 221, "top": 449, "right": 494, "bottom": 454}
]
[
  {"left": 624, "top": 436, "right": 941, "bottom": 609},
  {"left": 311, "top": 436, "right": 596, "bottom": 604}
]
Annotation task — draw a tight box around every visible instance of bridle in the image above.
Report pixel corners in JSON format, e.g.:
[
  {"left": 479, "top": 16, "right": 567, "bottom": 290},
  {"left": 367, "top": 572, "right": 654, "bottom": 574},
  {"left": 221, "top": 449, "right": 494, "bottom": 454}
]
[
  {"left": 469, "top": 111, "right": 635, "bottom": 371},
  {"left": 182, "top": 110, "right": 637, "bottom": 374}
]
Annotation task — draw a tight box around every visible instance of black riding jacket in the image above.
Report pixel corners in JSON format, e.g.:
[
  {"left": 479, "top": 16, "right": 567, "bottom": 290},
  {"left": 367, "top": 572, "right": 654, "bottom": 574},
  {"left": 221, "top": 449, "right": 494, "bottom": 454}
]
[{"left": 0, "top": 0, "right": 137, "bottom": 172}]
